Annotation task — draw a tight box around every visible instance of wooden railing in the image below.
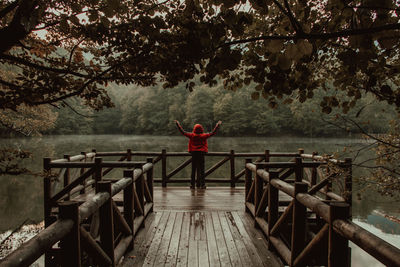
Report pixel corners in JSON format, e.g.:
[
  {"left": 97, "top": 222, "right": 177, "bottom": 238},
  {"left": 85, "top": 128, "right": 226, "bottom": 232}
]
[
  {"left": 95, "top": 149, "right": 299, "bottom": 187},
  {"left": 1, "top": 157, "right": 154, "bottom": 267},
  {"left": 244, "top": 154, "right": 400, "bottom": 267}
]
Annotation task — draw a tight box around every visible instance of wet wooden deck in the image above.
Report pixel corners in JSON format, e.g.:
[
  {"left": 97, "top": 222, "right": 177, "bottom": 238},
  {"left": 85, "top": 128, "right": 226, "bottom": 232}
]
[{"left": 120, "top": 187, "right": 283, "bottom": 267}]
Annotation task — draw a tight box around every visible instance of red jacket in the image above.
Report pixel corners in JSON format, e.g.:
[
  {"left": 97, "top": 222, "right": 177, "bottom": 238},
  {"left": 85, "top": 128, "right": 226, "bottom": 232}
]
[{"left": 176, "top": 123, "right": 219, "bottom": 152}]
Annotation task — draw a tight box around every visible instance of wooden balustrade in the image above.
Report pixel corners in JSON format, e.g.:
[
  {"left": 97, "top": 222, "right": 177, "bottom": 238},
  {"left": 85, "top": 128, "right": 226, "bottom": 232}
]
[
  {"left": 51, "top": 149, "right": 299, "bottom": 188},
  {"left": 244, "top": 157, "right": 400, "bottom": 267},
  {"left": 3, "top": 148, "right": 400, "bottom": 267},
  {"left": 42, "top": 149, "right": 347, "bottom": 209},
  {"left": 2, "top": 160, "right": 154, "bottom": 267}
]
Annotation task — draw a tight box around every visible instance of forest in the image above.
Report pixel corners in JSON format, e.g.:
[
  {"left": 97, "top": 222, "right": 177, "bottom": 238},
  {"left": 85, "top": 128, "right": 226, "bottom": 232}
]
[{"left": 37, "top": 82, "right": 396, "bottom": 137}]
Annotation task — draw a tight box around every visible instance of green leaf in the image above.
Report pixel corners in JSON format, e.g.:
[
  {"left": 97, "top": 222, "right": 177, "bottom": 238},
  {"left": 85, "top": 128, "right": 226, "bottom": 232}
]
[
  {"left": 297, "top": 40, "right": 313, "bottom": 56},
  {"left": 59, "top": 18, "right": 69, "bottom": 32},
  {"left": 381, "top": 85, "right": 393, "bottom": 95},
  {"left": 283, "top": 98, "right": 293, "bottom": 104},
  {"left": 268, "top": 101, "right": 277, "bottom": 109},
  {"left": 251, "top": 92, "right": 260, "bottom": 100},
  {"left": 278, "top": 54, "right": 291, "bottom": 70},
  {"left": 322, "top": 106, "right": 332, "bottom": 114},
  {"left": 69, "top": 15, "right": 80, "bottom": 25},
  {"left": 255, "top": 84, "right": 263, "bottom": 91},
  {"left": 101, "top": 17, "right": 110, "bottom": 28},
  {"left": 88, "top": 11, "right": 99, "bottom": 22},
  {"left": 266, "top": 40, "right": 283, "bottom": 53},
  {"left": 285, "top": 43, "right": 298, "bottom": 60}
]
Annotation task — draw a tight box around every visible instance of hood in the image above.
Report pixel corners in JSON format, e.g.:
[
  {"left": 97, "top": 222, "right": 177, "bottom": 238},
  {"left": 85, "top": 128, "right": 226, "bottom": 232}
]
[{"left": 192, "top": 124, "right": 204, "bottom": 134}]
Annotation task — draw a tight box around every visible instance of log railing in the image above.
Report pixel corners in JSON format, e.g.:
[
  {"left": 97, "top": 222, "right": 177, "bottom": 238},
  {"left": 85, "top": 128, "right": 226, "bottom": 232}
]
[
  {"left": 95, "top": 149, "right": 299, "bottom": 187},
  {"left": 244, "top": 156, "right": 400, "bottom": 267},
  {"left": 1, "top": 158, "right": 154, "bottom": 267}
]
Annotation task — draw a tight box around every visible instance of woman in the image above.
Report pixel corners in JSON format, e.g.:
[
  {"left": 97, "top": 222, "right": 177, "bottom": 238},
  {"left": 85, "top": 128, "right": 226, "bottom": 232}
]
[{"left": 175, "top": 120, "right": 222, "bottom": 189}]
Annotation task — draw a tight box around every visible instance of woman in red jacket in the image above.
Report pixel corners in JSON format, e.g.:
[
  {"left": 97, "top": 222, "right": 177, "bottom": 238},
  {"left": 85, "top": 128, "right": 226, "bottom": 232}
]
[{"left": 175, "top": 120, "right": 222, "bottom": 189}]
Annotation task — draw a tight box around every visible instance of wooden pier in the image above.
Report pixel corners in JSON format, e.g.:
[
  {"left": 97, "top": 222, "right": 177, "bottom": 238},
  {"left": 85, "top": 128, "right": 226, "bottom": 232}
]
[
  {"left": 121, "top": 187, "right": 283, "bottom": 267},
  {"left": 1, "top": 149, "right": 400, "bottom": 267}
]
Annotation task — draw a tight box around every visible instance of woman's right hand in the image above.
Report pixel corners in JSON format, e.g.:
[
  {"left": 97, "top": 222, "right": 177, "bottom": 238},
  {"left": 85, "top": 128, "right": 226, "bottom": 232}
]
[{"left": 217, "top": 121, "right": 222, "bottom": 125}]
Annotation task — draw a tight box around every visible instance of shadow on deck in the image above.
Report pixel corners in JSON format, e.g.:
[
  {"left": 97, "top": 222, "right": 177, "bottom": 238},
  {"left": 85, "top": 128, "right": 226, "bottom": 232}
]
[{"left": 121, "top": 187, "right": 283, "bottom": 267}]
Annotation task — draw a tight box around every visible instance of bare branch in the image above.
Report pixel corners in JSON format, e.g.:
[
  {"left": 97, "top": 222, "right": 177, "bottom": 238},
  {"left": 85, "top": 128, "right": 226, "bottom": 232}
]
[
  {"left": 282, "top": 0, "right": 304, "bottom": 34},
  {"left": 341, "top": 116, "right": 400, "bottom": 149},
  {"left": 61, "top": 100, "right": 96, "bottom": 118},
  {"left": 353, "top": 163, "right": 400, "bottom": 176},
  {"left": 346, "top": 5, "right": 400, "bottom": 13}
]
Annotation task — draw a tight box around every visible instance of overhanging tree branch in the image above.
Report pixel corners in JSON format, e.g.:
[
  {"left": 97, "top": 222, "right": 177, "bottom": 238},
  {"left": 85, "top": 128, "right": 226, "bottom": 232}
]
[
  {"left": 0, "top": 0, "right": 42, "bottom": 54},
  {"left": 224, "top": 22, "right": 400, "bottom": 46},
  {"left": 0, "top": 54, "right": 88, "bottom": 78},
  {"left": 29, "top": 58, "right": 129, "bottom": 105},
  {"left": 341, "top": 116, "right": 400, "bottom": 149},
  {"left": 0, "top": 0, "right": 19, "bottom": 20}
]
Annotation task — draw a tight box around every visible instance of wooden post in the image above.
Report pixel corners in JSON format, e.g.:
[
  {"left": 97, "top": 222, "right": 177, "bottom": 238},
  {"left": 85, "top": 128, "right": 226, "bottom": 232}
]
[
  {"left": 245, "top": 159, "right": 252, "bottom": 211},
  {"left": 291, "top": 182, "right": 308, "bottom": 267},
  {"left": 135, "top": 164, "right": 145, "bottom": 219},
  {"left": 59, "top": 201, "right": 81, "bottom": 267},
  {"left": 146, "top": 158, "right": 154, "bottom": 211},
  {"left": 264, "top": 149, "right": 270, "bottom": 171},
  {"left": 80, "top": 152, "right": 86, "bottom": 194},
  {"left": 254, "top": 164, "right": 263, "bottom": 227},
  {"left": 43, "top": 157, "right": 52, "bottom": 228},
  {"left": 311, "top": 152, "right": 318, "bottom": 186},
  {"left": 268, "top": 171, "right": 279, "bottom": 249},
  {"left": 127, "top": 149, "right": 132, "bottom": 166},
  {"left": 94, "top": 157, "right": 103, "bottom": 193},
  {"left": 344, "top": 158, "right": 352, "bottom": 217},
  {"left": 298, "top": 148, "right": 304, "bottom": 157},
  {"left": 295, "top": 157, "right": 303, "bottom": 183},
  {"left": 328, "top": 203, "right": 350, "bottom": 267},
  {"left": 127, "top": 149, "right": 132, "bottom": 160},
  {"left": 43, "top": 157, "right": 54, "bottom": 267},
  {"left": 123, "top": 170, "right": 134, "bottom": 251},
  {"left": 63, "top": 155, "right": 71, "bottom": 201},
  {"left": 326, "top": 165, "right": 332, "bottom": 201},
  {"left": 161, "top": 149, "right": 167, "bottom": 187},
  {"left": 91, "top": 149, "right": 96, "bottom": 189},
  {"left": 98, "top": 181, "right": 115, "bottom": 266},
  {"left": 230, "top": 150, "right": 235, "bottom": 187}
]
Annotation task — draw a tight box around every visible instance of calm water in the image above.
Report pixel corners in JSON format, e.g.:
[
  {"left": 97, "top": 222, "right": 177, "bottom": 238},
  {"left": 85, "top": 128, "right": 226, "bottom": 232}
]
[{"left": 0, "top": 135, "right": 399, "bottom": 266}]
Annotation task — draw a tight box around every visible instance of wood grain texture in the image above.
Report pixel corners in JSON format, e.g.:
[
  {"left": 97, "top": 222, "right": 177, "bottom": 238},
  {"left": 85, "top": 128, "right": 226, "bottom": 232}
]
[{"left": 120, "top": 187, "right": 283, "bottom": 267}]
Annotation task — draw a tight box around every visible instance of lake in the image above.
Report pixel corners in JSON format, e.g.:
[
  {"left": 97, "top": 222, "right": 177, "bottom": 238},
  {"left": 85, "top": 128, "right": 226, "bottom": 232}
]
[{"left": 0, "top": 135, "right": 399, "bottom": 266}]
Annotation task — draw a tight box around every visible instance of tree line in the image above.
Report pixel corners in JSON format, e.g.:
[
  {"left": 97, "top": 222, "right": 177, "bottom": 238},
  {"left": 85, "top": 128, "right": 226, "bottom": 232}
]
[{"left": 41, "top": 81, "right": 396, "bottom": 137}]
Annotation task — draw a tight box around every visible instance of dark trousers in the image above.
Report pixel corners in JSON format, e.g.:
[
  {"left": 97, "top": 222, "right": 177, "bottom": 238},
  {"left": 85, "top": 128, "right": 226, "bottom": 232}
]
[{"left": 191, "top": 151, "right": 205, "bottom": 187}]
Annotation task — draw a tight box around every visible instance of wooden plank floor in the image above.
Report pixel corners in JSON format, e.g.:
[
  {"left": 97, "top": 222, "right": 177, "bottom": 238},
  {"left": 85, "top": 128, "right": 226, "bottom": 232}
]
[{"left": 120, "top": 187, "right": 283, "bottom": 267}]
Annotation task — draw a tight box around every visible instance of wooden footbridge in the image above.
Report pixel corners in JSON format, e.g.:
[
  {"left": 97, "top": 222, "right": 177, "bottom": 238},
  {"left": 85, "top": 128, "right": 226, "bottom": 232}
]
[{"left": 1, "top": 149, "right": 400, "bottom": 267}]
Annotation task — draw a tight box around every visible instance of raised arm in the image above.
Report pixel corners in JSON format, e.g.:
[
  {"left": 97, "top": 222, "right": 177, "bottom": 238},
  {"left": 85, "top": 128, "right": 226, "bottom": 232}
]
[
  {"left": 175, "top": 120, "right": 191, "bottom": 137},
  {"left": 207, "top": 121, "right": 222, "bottom": 137}
]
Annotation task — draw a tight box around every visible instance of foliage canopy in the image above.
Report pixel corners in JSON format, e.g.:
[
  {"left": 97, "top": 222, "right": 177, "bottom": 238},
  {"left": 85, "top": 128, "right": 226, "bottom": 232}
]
[{"left": 1, "top": 0, "right": 400, "bottom": 112}]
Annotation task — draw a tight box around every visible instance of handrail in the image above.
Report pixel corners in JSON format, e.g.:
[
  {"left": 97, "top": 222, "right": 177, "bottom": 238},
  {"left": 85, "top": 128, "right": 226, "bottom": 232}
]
[
  {"left": 45, "top": 149, "right": 343, "bottom": 189},
  {"left": 95, "top": 151, "right": 299, "bottom": 157},
  {"left": 0, "top": 219, "right": 74, "bottom": 267},
  {"left": 50, "top": 152, "right": 96, "bottom": 163},
  {"left": 2, "top": 163, "right": 154, "bottom": 267},
  {"left": 301, "top": 153, "right": 344, "bottom": 164},
  {"left": 245, "top": 162, "right": 400, "bottom": 267}
]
